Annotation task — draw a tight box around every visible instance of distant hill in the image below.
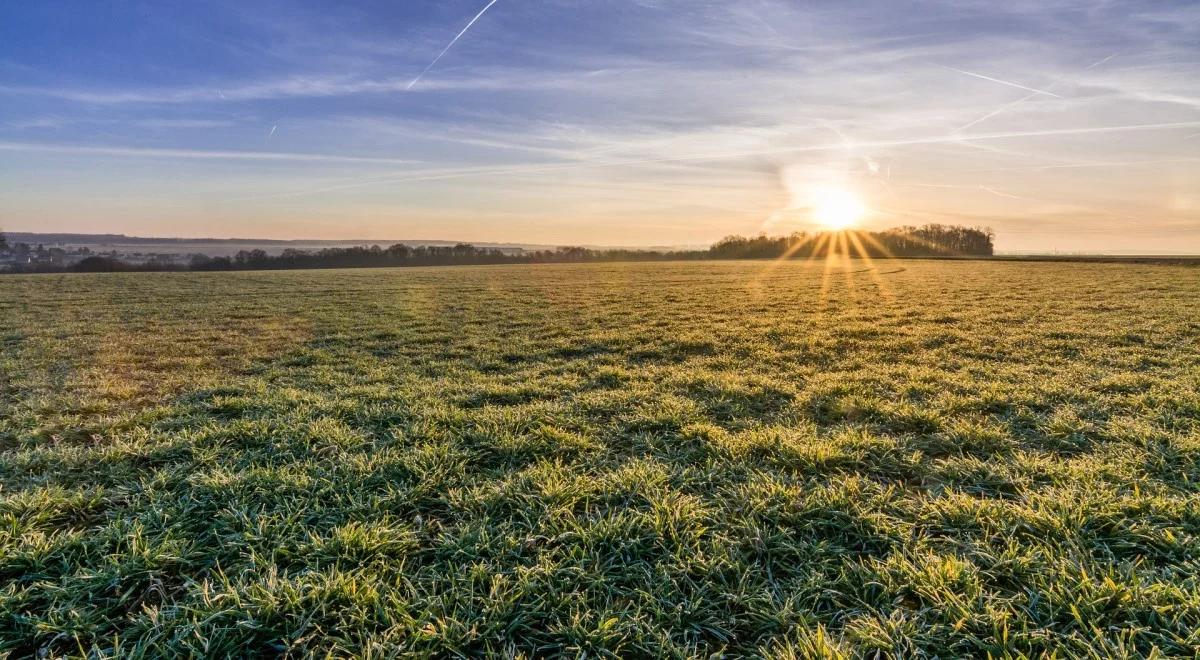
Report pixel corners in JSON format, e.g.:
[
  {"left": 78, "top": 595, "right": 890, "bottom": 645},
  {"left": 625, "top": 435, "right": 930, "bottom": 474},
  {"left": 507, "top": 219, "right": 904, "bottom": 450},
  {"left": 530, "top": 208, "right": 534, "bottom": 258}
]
[
  {"left": 3, "top": 232, "right": 549, "bottom": 250},
  {"left": 2, "top": 232, "right": 694, "bottom": 257}
]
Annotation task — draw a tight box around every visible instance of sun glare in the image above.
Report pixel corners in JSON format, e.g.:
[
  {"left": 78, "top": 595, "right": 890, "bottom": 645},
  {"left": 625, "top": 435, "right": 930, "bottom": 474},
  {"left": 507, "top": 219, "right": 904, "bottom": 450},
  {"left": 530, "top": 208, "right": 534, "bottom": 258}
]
[{"left": 812, "top": 188, "right": 866, "bottom": 230}]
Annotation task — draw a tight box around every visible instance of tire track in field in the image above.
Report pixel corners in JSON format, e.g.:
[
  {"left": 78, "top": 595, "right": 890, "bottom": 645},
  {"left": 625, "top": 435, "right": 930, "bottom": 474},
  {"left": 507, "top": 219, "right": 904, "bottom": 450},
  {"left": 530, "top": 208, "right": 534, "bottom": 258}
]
[{"left": 843, "top": 267, "right": 907, "bottom": 275}]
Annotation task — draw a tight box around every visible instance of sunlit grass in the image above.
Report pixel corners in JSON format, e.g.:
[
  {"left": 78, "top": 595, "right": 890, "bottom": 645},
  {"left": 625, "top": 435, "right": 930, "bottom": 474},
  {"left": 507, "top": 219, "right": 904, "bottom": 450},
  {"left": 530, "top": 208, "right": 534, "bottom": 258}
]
[{"left": 1, "top": 260, "right": 1198, "bottom": 656}]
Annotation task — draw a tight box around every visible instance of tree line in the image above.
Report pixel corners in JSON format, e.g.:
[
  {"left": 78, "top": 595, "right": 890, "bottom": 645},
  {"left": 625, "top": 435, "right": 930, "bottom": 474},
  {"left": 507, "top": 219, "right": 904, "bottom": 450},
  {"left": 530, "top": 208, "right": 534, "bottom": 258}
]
[
  {"left": 185, "top": 244, "right": 696, "bottom": 271},
  {"left": 709, "top": 224, "right": 994, "bottom": 259},
  {"left": 0, "top": 223, "right": 993, "bottom": 274}
]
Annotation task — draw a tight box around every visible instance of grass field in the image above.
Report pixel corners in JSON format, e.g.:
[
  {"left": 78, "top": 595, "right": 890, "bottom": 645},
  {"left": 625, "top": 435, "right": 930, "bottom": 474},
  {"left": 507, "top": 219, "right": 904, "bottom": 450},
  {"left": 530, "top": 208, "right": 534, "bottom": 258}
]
[{"left": 1, "top": 260, "right": 1198, "bottom": 657}]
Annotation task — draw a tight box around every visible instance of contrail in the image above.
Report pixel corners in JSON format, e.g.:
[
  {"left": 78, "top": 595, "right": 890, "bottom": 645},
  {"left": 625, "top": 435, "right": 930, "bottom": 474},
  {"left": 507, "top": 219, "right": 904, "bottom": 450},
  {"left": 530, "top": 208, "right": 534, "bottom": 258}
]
[
  {"left": 979, "top": 185, "right": 1038, "bottom": 201},
  {"left": 938, "top": 65, "right": 1061, "bottom": 98},
  {"left": 953, "top": 53, "right": 1116, "bottom": 133},
  {"left": 955, "top": 92, "right": 1040, "bottom": 134},
  {"left": 407, "top": 0, "right": 501, "bottom": 90},
  {"left": 268, "top": 124, "right": 277, "bottom": 138},
  {"left": 892, "top": 183, "right": 1043, "bottom": 203},
  {"left": 256, "top": 120, "right": 1200, "bottom": 199},
  {"left": 968, "top": 157, "right": 1200, "bottom": 174}
]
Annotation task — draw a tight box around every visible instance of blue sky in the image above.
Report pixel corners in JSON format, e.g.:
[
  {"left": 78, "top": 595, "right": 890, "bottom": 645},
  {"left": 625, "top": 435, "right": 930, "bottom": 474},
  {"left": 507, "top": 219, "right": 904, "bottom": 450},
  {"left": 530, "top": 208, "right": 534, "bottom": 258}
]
[{"left": 1, "top": 0, "right": 1198, "bottom": 251}]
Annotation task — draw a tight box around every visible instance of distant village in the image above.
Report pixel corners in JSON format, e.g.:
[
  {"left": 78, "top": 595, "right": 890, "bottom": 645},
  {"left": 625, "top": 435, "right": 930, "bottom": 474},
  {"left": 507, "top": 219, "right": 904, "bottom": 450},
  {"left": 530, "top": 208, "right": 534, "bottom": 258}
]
[
  {"left": 0, "top": 231, "right": 536, "bottom": 273},
  {"left": 0, "top": 239, "right": 200, "bottom": 269}
]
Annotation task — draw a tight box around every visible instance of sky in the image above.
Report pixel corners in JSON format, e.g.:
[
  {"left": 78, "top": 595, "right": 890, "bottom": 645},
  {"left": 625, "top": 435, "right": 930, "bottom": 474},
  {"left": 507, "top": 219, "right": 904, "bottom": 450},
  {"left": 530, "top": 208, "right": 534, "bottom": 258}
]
[{"left": 1, "top": 0, "right": 1198, "bottom": 252}]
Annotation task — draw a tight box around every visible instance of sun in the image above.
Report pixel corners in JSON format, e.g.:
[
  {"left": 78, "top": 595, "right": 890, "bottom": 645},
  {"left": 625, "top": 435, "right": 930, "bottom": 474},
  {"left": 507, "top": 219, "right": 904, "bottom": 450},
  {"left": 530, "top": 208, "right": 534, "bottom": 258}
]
[{"left": 812, "top": 187, "right": 866, "bottom": 230}]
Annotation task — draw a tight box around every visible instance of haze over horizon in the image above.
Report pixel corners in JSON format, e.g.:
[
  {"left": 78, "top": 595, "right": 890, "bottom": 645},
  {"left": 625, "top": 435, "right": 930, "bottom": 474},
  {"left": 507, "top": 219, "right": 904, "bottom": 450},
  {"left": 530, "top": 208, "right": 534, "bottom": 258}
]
[{"left": 2, "top": 1, "right": 1198, "bottom": 253}]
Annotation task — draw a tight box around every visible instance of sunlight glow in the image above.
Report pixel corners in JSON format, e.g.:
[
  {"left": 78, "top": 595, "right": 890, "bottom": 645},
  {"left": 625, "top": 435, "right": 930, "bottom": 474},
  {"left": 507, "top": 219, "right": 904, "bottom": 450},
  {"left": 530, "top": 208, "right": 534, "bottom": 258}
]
[{"left": 812, "top": 187, "right": 866, "bottom": 230}]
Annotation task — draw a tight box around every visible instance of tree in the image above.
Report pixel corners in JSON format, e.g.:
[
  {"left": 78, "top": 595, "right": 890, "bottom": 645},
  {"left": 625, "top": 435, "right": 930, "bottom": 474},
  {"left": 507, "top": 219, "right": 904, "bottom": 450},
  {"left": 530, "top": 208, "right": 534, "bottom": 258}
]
[
  {"left": 73, "top": 256, "right": 129, "bottom": 272},
  {"left": 0, "top": 228, "right": 7, "bottom": 252}
]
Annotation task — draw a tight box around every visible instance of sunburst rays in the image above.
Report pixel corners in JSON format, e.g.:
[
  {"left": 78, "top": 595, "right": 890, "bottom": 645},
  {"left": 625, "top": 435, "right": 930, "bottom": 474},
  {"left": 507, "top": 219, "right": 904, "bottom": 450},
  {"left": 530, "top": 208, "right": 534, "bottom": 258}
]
[{"left": 750, "top": 229, "right": 901, "bottom": 307}]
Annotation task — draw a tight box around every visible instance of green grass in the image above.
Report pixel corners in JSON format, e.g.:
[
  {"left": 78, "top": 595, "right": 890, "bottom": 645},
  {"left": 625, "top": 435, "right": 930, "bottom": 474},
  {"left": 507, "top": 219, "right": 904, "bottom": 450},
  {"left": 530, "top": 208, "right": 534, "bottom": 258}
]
[{"left": 1, "top": 260, "right": 1198, "bottom": 657}]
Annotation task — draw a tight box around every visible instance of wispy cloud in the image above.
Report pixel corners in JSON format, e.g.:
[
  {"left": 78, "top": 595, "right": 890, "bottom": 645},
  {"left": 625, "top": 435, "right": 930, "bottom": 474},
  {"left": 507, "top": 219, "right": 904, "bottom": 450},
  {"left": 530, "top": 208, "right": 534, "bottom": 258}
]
[
  {"left": 253, "top": 120, "right": 1200, "bottom": 198},
  {"left": 0, "top": 141, "right": 418, "bottom": 165},
  {"left": 3, "top": 116, "right": 237, "bottom": 130},
  {"left": 0, "top": 71, "right": 565, "bottom": 105},
  {"left": 0, "top": 77, "right": 413, "bottom": 104}
]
